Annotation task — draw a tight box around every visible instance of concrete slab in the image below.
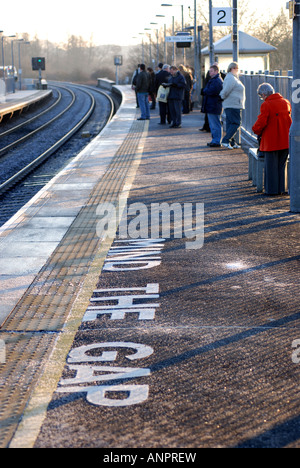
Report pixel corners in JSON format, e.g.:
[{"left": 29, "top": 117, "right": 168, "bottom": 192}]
[
  {"left": 0, "top": 241, "right": 58, "bottom": 258},
  {"left": 0, "top": 257, "right": 49, "bottom": 276},
  {"left": 0, "top": 85, "right": 137, "bottom": 327}
]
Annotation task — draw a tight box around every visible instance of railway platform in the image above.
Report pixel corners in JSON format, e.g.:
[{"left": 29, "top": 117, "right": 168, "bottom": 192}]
[
  {"left": 1, "top": 85, "right": 300, "bottom": 449},
  {"left": 0, "top": 89, "right": 52, "bottom": 122}
]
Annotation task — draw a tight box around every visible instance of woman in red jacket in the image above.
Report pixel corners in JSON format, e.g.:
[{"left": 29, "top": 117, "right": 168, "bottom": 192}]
[{"left": 252, "top": 83, "right": 292, "bottom": 195}]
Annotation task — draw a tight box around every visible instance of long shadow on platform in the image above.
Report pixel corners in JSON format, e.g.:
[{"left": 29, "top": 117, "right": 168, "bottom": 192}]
[{"left": 234, "top": 414, "right": 300, "bottom": 448}]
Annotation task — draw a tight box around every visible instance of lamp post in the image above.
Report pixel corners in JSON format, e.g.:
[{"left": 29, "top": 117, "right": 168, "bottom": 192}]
[
  {"left": 185, "top": 21, "right": 202, "bottom": 105},
  {"left": 138, "top": 33, "right": 145, "bottom": 63},
  {"left": 290, "top": 1, "right": 300, "bottom": 212},
  {"left": 209, "top": 0, "right": 214, "bottom": 64},
  {"left": 11, "top": 39, "right": 16, "bottom": 93},
  {"left": 2, "top": 35, "right": 16, "bottom": 94},
  {"left": 156, "top": 15, "right": 167, "bottom": 63},
  {"left": 161, "top": 3, "right": 185, "bottom": 62},
  {"left": 11, "top": 37, "right": 21, "bottom": 94},
  {"left": 144, "top": 29, "right": 152, "bottom": 65},
  {"left": 157, "top": 12, "right": 175, "bottom": 63},
  {"left": 0, "top": 31, "right": 4, "bottom": 87},
  {"left": 232, "top": 0, "right": 239, "bottom": 62},
  {"left": 150, "top": 23, "right": 160, "bottom": 64},
  {"left": 17, "top": 39, "right": 30, "bottom": 90}
]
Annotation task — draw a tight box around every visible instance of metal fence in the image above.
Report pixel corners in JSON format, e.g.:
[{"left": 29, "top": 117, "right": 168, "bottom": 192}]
[{"left": 239, "top": 72, "right": 293, "bottom": 146}]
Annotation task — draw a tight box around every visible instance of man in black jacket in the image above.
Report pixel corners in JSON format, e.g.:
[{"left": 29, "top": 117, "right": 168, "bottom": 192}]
[
  {"left": 136, "top": 64, "right": 150, "bottom": 120},
  {"left": 164, "top": 65, "right": 186, "bottom": 128},
  {"left": 155, "top": 63, "right": 171, "bottom": 125}
]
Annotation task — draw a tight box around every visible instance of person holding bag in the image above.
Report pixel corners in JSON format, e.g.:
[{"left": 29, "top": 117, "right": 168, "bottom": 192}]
[
  {"left": 163, "top": 65, "right": 186, "bottom": 129},
  {"left": 155, "top": 64, "right": 171, "bottom": 125}
]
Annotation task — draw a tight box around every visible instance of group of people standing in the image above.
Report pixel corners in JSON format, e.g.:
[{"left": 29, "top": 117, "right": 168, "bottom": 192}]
[
  {"left": 202, "top": 61, "right": 292, "bottom": 195},
  {"left": 132, "top": 61, "right": 292, "bottom": 196},
  {"left": 132, "top": 62, "right": 194, "bottom": 128},
  {"left": 201, "top": 62, "right": 245, "bottom": 149}
]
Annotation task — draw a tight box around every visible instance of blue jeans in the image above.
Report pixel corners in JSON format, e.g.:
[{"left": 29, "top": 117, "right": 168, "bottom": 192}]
[
  {"left": 222, "top": 108, "right": 242, "bottom": 145},
  {"left": 207, "top": 113, "right": 222, "bottom": 144},
  {"left": 137, "top": 93, "right": 150, "bottom": 119}
]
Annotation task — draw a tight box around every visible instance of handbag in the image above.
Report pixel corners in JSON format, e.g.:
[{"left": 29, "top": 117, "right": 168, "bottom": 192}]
[
  {"left": 157, "top": 85, "right": 170, "bottom": 103},
  {"left": 257, "top": 136, "right": 264, "bottom": 158}
]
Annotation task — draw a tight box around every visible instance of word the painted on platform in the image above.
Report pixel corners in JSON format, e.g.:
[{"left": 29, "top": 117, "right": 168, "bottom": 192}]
[
  {"left": 96, "top": 200, "right": 205, "bottom": 250},
  {"left": 82, "top": 283, "right": 160, "bottom": 323},
  {"left": 56, "top": 342, "right": 153, "bottom": 406}
]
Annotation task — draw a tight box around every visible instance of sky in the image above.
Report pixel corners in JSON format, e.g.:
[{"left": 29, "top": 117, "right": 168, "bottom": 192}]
[{"left": 0, "top": 0, "right": 289, "bottom": 47}]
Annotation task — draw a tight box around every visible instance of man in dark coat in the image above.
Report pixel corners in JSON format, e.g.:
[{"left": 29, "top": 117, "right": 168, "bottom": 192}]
[
  {"left": 201, "top": 64, "right": 223, "bottom": 147},
  {"left": 155, "top": 63, "right": 171, "bottom": 125},
  {"left": 136, "top": 64, "right": 150, "bottom": 120},
  {"left": 164, "top": 65, "right": 186, "bottom": 128},
  {"left": 131, "top": 64, "right": 141, "bottom": 108}
]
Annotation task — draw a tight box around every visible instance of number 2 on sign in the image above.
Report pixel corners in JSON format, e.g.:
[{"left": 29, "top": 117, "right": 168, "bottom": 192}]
[
  {"left": 217, "top": 10, "right": 226, "bottom": 23},
  {"left": 212, "top": 8, "right": 232, "bottom": 27}
]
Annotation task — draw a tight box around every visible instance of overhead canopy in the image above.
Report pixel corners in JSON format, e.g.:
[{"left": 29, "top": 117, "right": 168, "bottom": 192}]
[{"left": 201, "top": 31, "right": 277, "bottom": 55}]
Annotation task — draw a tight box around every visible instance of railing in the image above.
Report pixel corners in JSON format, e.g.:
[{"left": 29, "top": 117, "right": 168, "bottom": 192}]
[{"left": 239, "top": 72, "right": 293, "bottom": 146}]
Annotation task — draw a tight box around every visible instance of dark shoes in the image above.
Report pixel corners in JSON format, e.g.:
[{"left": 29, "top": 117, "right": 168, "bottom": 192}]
[
  {"left": 199, "top": 127, "right": 210, "bottom": 132},
  {"left": 207, "top": 142, "right": 221, "bottom": 147},
  {"left": 169, "top": 124, "right": 182, "bottom": 128}
]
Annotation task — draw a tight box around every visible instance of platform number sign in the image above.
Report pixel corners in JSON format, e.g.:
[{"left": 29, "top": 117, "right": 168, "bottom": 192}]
[{"left": 212, "top": 7, "right": 232, "bottom": 27}]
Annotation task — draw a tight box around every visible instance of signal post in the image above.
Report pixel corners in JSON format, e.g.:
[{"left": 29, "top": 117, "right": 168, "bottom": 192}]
[{"left": 32, "top": 57, "right": 46, "bottom": 89}]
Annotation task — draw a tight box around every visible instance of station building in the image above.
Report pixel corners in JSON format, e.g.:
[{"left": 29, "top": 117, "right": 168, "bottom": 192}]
[{"left": 202, "top": 30, "right": 277, "bottom": 73}]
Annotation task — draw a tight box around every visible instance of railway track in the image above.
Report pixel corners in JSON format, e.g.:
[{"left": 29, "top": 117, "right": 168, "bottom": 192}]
[
  {"left": 0, "top": 83, "right": 115, "bottom": 225},
  {"left": 0, "top": 89, "right": 62, "bottom": 139}
]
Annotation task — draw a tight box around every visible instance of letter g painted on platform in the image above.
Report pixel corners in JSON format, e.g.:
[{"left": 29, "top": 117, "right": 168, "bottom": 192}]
[{"left": 66, "top": 342, "right": 154, "bottom": 363}]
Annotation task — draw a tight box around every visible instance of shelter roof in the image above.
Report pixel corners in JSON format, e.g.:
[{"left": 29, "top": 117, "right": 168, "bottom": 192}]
[{"left": 201, "top": 31, "right": 277, "bottom": 55}]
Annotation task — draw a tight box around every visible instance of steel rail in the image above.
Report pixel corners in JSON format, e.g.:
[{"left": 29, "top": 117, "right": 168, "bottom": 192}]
[
  {"left": 0, "top": 86, "right": 76, "bottom": 158},
  {"left": 71, "top": 82, "right": 115, "bottom": 123},
  {"left": 0, "top": 85, "right": 98, "bottom": 195},
  {"left": 0, "top": 89, "right": 62, "bottom": 138}
]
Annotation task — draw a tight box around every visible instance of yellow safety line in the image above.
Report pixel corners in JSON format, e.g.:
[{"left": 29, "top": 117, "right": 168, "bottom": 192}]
[{"left": 9, "top": 121, "right": 149, "bottom": 449}]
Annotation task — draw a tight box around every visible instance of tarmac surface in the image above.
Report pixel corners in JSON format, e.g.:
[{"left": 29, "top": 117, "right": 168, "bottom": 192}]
[{"left": 1, "top": 88, "right": 300, "bottom": 448}]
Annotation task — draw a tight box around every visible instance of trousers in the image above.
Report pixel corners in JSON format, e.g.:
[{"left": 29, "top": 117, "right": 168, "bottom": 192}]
[
  {"left": 207, "top": 113, "right": 222, "bottom": 144},
  {"left": 222, "top": 108, "right": 242, "bottom": 145},
  {"left": 159, "top": 101, "right": 170, "bottom": 124},
  {"left": 264, "top": 149, "right": 289, "bottom": 195},
  {"left": 137, "top": 93, "right": 150, "bottom": 119},
  {"left": 168, "top": 99, "right": 182, "bottom": 126}
]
